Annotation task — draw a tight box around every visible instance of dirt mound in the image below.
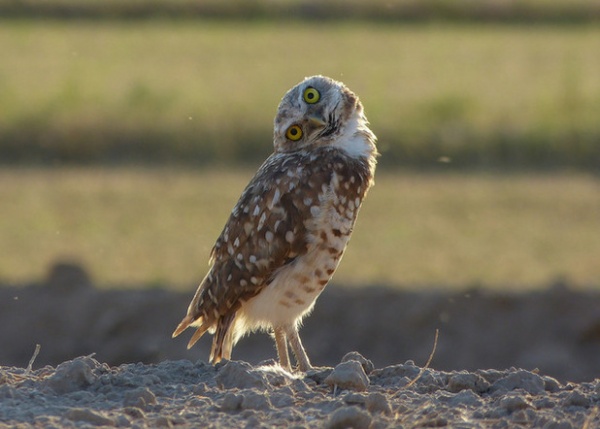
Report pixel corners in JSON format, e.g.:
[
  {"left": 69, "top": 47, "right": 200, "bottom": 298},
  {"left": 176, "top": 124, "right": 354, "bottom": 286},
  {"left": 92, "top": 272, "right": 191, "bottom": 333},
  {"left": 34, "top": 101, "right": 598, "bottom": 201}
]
[
  {"left": 1, "top": 354, "right": 598, "bottom": 428},
  {"left": 1, "top": 263, "right": 600, "bottom": 383}
]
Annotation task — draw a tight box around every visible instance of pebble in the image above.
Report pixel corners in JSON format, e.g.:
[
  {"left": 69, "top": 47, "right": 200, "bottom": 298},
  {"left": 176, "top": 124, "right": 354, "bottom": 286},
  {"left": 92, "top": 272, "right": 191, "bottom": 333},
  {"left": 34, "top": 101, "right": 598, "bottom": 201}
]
[
  {"left": 343, "top": 392, "right": 366, "bottom": 405},
  {"left": 123, "top": 406, "right": 145, "bottom": 419},
  {"left": 0, "top": 384, "right": 16, "bottom": 399},
  {"left": 447, "top": 389, "right": 483, "bottom": 407},
  {"left": 369, "top": 363, "right": 420, "bottom": 386},
  {"left": 221, "top": 392, "right": 244, "bottom": 411},
  {"left": 562, "top": 390, "right": 590, "bottom": 408},
  {"left": 153, "top": 416, "right": 174, "bottom": 427},
  {"left": 44, "top": 357, "right": 97, "bottom": 394},
  {"left": 543, "top": 420, "right": 573, "bottom": 429},
  {"left": 365, "top": 392, "right": 392, "bottom": 415},
  {"left": 341, "top": 352, "right": 375, "bottom": 375},
  {"left": 498, "top": 393, "right": 532, "bottom": 412},
  {"left": 65, "top": 408, "right": 114, "bottom": 426},
  {"left": 269, "top": 392, "right": 295, "bottom": 408},
  {"left": 492, "top": 370, "right": 546, "bottom": 395},
  {"left": 326, "top": 406, "right": 372, "bottom": 429},
  {"left": 447, "top": 372, "right": 490, "bottom": 393},
  {"left": 304, "top": 367, "right": 333, "bottom": 385},
  {"left": 123, "top": 387, "right": 157, "bottom": 410},
  {"left": 241, "top": 390, "right": 272, "bottom": 410},
  {"left": 215, "top": 361, "right": 268, "bottom": 390},
  {"left": 543, "top": 376, "right": 562, "bottom": 393},
  {"left": 115, "top": 415, "right": 131, "bottom": 427},
  {"left": 325, "top": 360, "right": 369, "bottom": 392}
]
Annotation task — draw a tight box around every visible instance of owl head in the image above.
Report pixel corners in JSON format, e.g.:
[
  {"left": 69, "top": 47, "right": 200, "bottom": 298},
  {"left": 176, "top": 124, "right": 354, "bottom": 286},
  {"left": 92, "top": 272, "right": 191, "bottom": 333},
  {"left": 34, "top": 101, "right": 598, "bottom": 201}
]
[{"left": 273, "top": 75, "right": 375, "bottom": 158}]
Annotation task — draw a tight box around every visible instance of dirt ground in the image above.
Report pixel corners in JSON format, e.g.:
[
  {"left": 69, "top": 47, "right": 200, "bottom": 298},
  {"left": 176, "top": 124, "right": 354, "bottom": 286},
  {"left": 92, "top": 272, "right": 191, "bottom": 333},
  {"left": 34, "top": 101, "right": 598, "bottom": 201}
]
[
  {"left": 2, "top": 353, "right": 600, "bottom": 428},
  {"left": 1, "top": 262, "right": 600, "bottom": 427}
]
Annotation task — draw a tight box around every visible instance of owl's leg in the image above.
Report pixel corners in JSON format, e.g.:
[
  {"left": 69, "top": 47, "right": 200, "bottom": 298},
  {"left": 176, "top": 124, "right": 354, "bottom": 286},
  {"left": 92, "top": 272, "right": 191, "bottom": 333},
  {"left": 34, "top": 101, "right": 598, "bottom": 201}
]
[
  {"left": 285, "top": 325, "right": 313, "bottom": 372},
  {"left": 273, "top": 326, "right": 291, "bottom": 371}
]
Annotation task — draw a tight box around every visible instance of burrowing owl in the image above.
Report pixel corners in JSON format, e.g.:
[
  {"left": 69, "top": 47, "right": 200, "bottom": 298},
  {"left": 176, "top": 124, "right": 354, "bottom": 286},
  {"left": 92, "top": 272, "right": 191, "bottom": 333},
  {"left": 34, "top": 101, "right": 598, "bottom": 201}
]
[{"left": 172, "top": 75, "right": 377, "bottom": 371}]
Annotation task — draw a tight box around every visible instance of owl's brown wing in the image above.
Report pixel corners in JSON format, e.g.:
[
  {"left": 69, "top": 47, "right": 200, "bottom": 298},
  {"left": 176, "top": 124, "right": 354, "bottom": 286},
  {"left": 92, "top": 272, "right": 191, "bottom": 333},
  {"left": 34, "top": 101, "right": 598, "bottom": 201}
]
[
  {"left": 174, "top": 151, "right": 329, "bottom": 340},
  {"left": 207, "top": 156, "right": 311, "bottom": 309}
]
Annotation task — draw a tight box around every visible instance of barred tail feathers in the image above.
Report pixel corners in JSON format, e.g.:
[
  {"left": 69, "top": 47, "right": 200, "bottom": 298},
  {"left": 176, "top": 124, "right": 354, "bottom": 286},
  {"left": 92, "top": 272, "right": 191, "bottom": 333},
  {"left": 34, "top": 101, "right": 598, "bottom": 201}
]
[
  {"left": 172, "top": 314, "right": 212, "bottom": 350},
  {"left": 171, "top": 315, "right": 194, "bottom": 338},
  {"left": 209, "top": 311, "right": 237, "bottom": 364}
]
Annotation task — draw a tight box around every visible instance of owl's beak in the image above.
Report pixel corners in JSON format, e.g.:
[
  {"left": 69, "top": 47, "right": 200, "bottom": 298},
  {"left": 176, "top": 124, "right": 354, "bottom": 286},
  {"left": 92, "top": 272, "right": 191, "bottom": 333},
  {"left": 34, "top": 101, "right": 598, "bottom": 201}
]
[{"left": 307, "top": 115, "right": 327, "bottom": 129}]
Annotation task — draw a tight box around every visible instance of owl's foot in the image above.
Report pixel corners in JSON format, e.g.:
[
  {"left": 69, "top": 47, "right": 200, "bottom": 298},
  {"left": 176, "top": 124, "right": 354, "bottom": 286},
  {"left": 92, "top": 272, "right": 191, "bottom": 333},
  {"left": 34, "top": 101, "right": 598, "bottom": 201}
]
[{"left": 286, "top": 325, "right": 312, "bottom": 372}]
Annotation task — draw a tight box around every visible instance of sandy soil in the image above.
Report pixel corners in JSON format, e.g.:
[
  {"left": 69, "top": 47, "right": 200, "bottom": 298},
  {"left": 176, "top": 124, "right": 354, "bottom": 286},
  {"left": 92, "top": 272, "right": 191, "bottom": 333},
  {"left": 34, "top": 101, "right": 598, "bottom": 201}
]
[
  {"left": 1, "top": 353, "right": 599, "bottom": 428},
  {"left": 1, "top": 263, "right": 600, "bottom": 427}
]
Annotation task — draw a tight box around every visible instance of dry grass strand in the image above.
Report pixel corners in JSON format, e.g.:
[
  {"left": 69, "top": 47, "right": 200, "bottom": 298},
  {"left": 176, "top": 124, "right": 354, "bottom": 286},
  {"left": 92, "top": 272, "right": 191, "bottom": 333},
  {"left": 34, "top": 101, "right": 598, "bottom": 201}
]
[{"left": 404, "top": 329, "right": 439, "bottom": 390}]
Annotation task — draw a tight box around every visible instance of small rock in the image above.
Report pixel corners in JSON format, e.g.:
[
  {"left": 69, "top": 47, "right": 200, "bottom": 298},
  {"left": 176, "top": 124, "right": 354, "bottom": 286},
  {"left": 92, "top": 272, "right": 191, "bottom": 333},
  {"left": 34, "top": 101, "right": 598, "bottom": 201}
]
[
  {"left": 511, "top": 409, "right": 534, "bottom": 425},
  {"left": 562, "top": 390, "right": 590, "bottom": 407},
  {"left": 189, "top": 397, "right": 212, "bottom": 408},
  {"left": 45, "top": 357, "right": 97, "bottom": 394},
  {"left": 475, "top": 369, "right": 506, "bottom": 385},
  {"left": 492, "top": 370, "right": 545, "bottom": 395},
  {"left": 123, "top": 387, "right": 157, "bottom": 410},
  {"left": 215, "top": 361, "right": 268, "bottom": 390},
  {"left": 543, "top": 376, "right": 562, "bottom": 393},
  {"left": 325, "top": 361, "right": 369, "bottom": 392},
  {"left": 192, "top": 383, "right": 208, "bottom": 395},
  {"left": 447, "top": 372, "right": 490, "bottom": 393},
  {"left": 123, "top": 406, "right": 145, "bottom": 419},
  {"left": 370, "top": 363, "right": 420, "bottom": 384},
  {"left": 290, "top": 378, "right": 311, "bottom": 393},
  {"left": 305, "top": 367, "right": 334, "bottom": 385},
  {"left": 343, "top": 392, "right": 366, "bottom": 405},
  {"left": 420, "top": 416, "right": 448, "bottom": 427},
  {"left": 153, "top": 416, "right": 173, "bottom": 427},
  {"left": 533, "top": 396, "right": 555, "bottom": 410},
  {"left": 369, "top": 421, "right": 391, "bottom": 429},
  {"left": 269, "top": 392, "right": 295, "bottom": 408},
  {"left": 326, "top": 406, "right": 372, "bottom": 429},
  {"left": 221, "top": 392, "right": 243, "bottom": 411},
  {"left": 341, "top": 352, "right": 374, "bottom": 375},
  {"left": 65, "top": 408, "right": 114, "bottom": 426},
  {"left": 498, "top": 394, "right": 532, "bottom": 413},
  {"left": 244, "top": 415, "right": 261, "bottom": 428},
  {"left": 0, "top": 385, "right": 16, "bottom": 399},
  {"left": 448, "top": 390, "right": 483, "bottom": 407},
  {"left": 365, "top": 392, "right": 392, "bottom": 415},
  {"left": 543, "top": 419, "right": 573, "bottom": 429},
  {"left": 115, "top": 415, "right": 130, "bottom": 428},
  {"left": 241, "top": 391, "right": 272, "bottom": 410}
]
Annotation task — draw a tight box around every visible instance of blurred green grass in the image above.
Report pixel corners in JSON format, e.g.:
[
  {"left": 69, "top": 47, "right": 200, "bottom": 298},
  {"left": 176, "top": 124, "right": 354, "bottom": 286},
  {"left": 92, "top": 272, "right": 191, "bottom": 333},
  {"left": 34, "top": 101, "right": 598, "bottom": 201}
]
[
  {"left": 2, "top": 168, "right": 598, "bottom": 290},
  {"left": 1, "top": 20, "right": 599, "bottom": 169},
  {"left": 2, "top": 18, "right": 599, "bottom": 289}
]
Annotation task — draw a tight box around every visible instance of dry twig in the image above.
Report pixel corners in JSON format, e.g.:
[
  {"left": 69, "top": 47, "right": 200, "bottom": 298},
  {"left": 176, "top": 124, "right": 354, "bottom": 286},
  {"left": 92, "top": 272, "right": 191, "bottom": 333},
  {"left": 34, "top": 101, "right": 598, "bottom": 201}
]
[
  {"left": 25, "top": 344, "right": 41, "bottom": 375},
  {"left": 404, "top": 329, "right": 439, "bottom": 389}
]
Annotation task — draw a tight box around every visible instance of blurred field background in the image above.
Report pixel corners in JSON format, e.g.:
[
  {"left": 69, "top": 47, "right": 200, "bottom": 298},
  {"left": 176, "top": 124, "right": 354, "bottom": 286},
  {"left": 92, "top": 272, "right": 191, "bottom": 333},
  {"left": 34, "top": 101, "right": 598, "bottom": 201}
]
[{"left": 1, "top": 1, "right": 599, "bottom": 290}]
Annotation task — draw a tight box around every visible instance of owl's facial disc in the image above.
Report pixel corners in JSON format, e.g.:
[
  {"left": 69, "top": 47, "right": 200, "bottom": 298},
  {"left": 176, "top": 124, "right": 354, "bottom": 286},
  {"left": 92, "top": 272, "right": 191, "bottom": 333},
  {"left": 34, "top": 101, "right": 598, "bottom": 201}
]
[{"left": 274, "top": 75, "right": 364, "bottom": 153}]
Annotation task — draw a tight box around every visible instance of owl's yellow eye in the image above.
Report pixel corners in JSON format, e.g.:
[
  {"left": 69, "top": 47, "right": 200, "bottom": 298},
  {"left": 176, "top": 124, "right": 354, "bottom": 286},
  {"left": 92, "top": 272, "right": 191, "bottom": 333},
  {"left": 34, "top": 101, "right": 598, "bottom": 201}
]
[
  {"left": 285, "top": 125, "right": 303, "bottom": 141},
  {"left": 303, "top": 87, "right": 320, "bottom": 104}
]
